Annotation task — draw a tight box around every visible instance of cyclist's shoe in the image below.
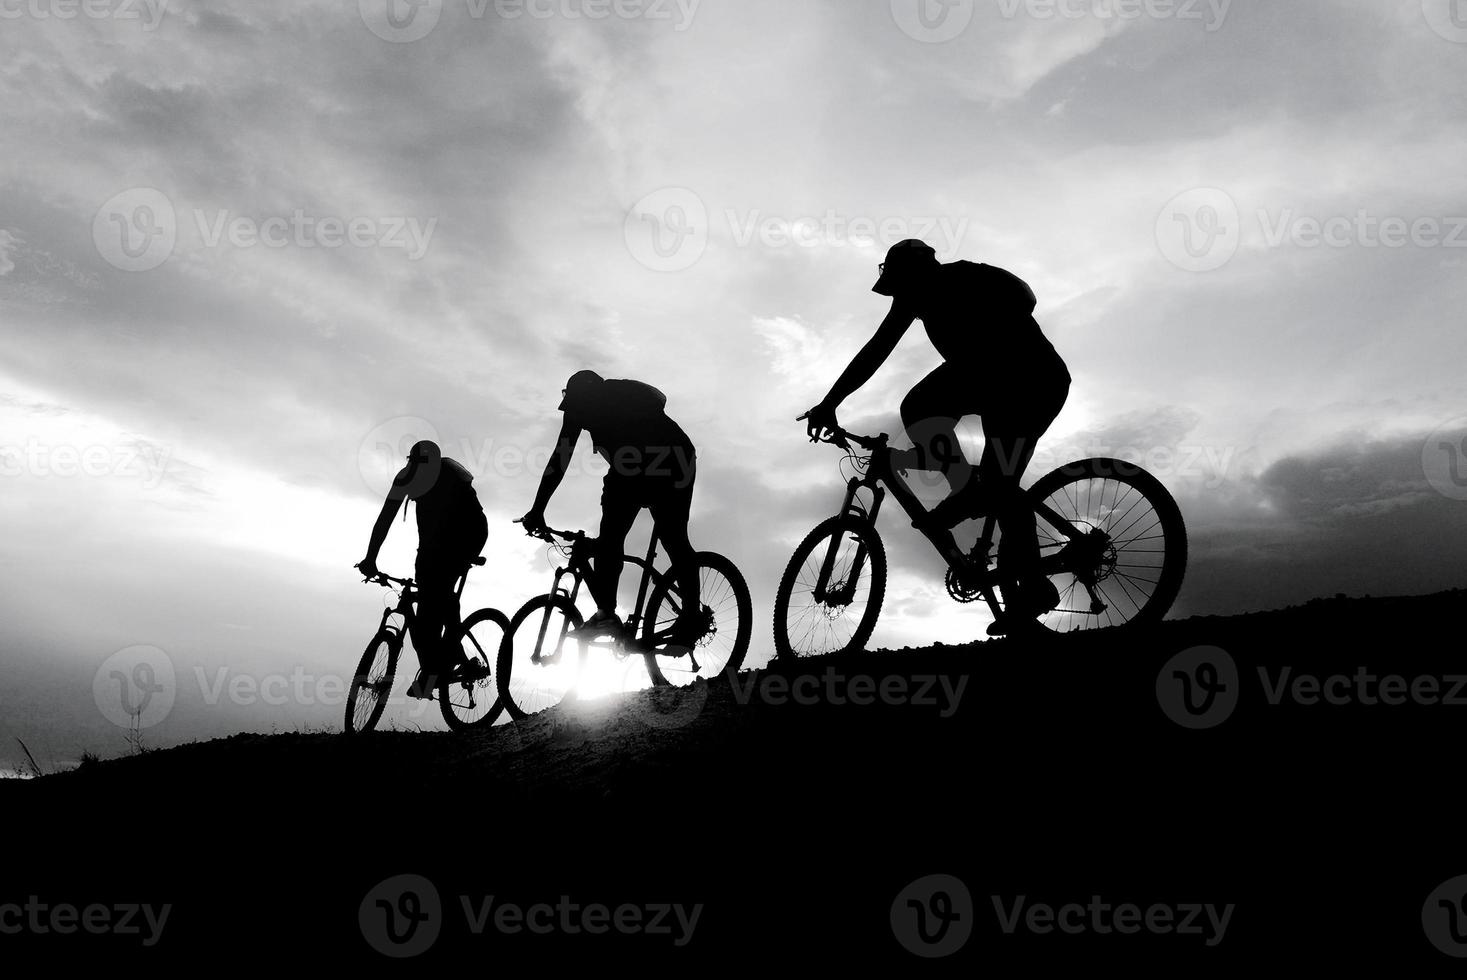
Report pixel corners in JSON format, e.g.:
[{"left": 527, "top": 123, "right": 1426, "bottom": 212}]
[
  {"left": 659, "top": 608, "right": 711, "bottom": 656},
  {"left": 406, "top": 669, "right": 439, "bottom": 700},
  {"left": 571, "top": 610, "right": 624, "bottom": 641},
  {"left": 454, "top": 658, "right": 491, "bottom": 684},
  {"left": 986, "top": 578, "right": 1060, "bottom": 637},
  {"left": 1023, "top": 577, "right": 1061, "bottom": 617}
]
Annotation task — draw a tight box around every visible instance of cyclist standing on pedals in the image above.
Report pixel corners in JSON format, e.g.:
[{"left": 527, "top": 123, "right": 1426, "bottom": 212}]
[
  {"left": 357, "top": 440, "right": 488, "bottom": 698},
  {"left": 519, "top": 370, "right": 703, "bottom": 651},
  {"left": 803, "top": 239, "right": 1071, "bottom": 636}
]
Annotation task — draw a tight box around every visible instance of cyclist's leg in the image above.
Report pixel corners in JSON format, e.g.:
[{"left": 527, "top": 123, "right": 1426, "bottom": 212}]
[
  {"left": 985, "top": 378, "right": 1069, "bottom": 602},
  {"left": 591, "top": 477, "right": 640, "bottom": 618},
  {"left": 900, "top": 362, "right": 977, "bottom": 493},
  {"left": 648, "top": 450, "right": 699, "bottom": 636},
  {"left": 412, "top": 551, "right": 456, "bottom": 681},
  {"left": 439, "top": 510, "right": 488, "bottom": 669}
]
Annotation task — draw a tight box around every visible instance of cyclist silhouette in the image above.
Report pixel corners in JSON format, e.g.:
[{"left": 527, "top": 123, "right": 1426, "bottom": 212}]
[
  {"left": 804, "top": 239, "right": 1071, "bottom": 633},
  {"left": 520, "top": 371, "right": 702, "bottom": 648},
  {"left": 357, "top": 440, "right": 488, "bottom": 697}
]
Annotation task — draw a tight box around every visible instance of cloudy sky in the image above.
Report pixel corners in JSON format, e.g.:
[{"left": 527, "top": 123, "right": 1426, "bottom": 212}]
[{"left": 3, "top": 0, "right": 1466, "bottom": 763}]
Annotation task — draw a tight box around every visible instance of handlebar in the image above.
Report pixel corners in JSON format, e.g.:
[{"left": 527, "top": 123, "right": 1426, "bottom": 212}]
[
  {"left": 513, "top": 518, "right": 590, "bottom": 546},
  {"left": 795, "top": 413, "right": 888, "bottom": 453},
  {"left": 360, "top": 569, "right": 413, "bottom": 589}
]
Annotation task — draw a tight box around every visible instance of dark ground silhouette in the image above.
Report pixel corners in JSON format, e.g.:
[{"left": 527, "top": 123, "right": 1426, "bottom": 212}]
[{"left": 7, "top": 590, "right": 1467, "bottom": 968}]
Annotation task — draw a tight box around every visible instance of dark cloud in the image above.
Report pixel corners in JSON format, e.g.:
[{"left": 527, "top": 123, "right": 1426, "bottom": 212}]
[{"left": 1179, "top": 427, "right": 1467, "bottom": 615}]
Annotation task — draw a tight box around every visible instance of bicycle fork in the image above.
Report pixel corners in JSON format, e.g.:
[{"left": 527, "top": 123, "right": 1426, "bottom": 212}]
[
  {"left": 817, "top": 481, "right": 884, "bottom": 605},
  {"left": 533, "top": 568, "right": 582, "bottom": 667}
]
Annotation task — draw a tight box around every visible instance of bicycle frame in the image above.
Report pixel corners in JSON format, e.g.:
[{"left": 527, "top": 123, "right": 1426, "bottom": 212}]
[
  {"left": 530, "top": 530, "right": 668, "bottom": 666},
  {"left": 816, "top": 430, "right": 1092, "bottom": 619},
  {"left": 372, "top": 570, "right": 475, "bottom": 663}
]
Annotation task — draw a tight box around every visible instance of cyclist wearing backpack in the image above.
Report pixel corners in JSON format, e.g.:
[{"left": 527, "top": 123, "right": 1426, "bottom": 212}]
[
  {"left": 519, "top": 370, "right": 702, "bottom": 648},
  {"left": 357, "top": 440, "right": 488, "bottom": 697},
  {"left": 803, "top": 239, "right": 1071, "bottom": 633}
]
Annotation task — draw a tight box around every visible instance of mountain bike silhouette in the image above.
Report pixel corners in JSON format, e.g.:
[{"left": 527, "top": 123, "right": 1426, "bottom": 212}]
[
  {"left": 345, "top": 559, "right": 509, "bottom": 733},
  {"left": 498, "top": 524, "right": 752, "bottom": 718},
  {"left": 773, "top": 421, "right": 1187, "bottom": 657}
]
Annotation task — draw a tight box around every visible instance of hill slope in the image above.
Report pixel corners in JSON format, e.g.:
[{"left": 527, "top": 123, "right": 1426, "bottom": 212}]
[{"left": 9, "top": 591, "right": 1467, "bottom": 968}]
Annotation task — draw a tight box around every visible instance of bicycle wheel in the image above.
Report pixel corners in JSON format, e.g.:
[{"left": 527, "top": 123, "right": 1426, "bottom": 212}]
[
  {"left": 641, "top": 551, "right": 753, "bottom": 686},
  {"left": 345, "top": 629, "right": 399, "bottom": 734},
  {"left": 773, "top": 516, "right": 887, "bottom": 660},
  {"left": 498, "top": 595, "right": 585, "bottom": 720},
  {"left": 439, "top": 608, "right": 509, "bottom": 731},
  {"left": 988, "top": 458, "right": 1187, "bottom": 633}
]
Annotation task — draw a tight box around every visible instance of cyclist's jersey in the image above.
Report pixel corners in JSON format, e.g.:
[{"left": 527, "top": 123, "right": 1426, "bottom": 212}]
[
  {"left": 910, "top": 261, "right": 1069, "bottom": 383},
  {"left": 390, "top": 457, "right": 483, "bottom": 542},
  {"left": 564, "top": 379, "right": 694, "bottom": 477}
]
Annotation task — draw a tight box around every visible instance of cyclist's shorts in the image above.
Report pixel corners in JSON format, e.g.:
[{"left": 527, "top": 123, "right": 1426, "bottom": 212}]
[{"left": 601, "top": 451, "right": 696, "bottom": 527}]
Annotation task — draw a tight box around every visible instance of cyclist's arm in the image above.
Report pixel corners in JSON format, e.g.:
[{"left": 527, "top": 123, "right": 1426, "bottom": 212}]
[
  {"left": 818, "top": 302, "right": 916, "bottom": 410},
  {"left": 362, "top": 468, "right": 409, "bottom": 564},
  {"left": 527, "top": 418, "right": 581, "bottom": 517}
]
